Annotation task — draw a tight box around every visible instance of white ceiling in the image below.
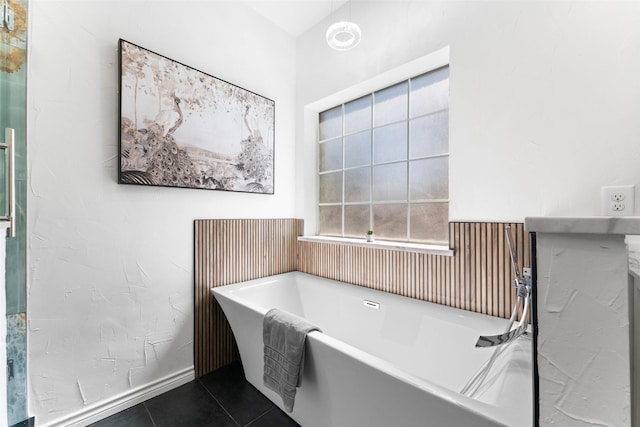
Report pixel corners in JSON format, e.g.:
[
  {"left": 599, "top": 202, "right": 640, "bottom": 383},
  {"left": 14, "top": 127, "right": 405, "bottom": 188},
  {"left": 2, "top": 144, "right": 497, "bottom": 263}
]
[{"left": 243, "top": 0, "right": 349, "bottom": 37}]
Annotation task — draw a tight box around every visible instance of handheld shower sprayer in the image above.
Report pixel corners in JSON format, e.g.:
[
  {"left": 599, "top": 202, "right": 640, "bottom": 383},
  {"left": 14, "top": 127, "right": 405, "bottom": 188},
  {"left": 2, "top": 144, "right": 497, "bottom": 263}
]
[
  {"left": 460, "top": 225, "right": 533, "bottom": 397},
  {"left": 474, "top": 226, "right": 532, "bottom": 348}
]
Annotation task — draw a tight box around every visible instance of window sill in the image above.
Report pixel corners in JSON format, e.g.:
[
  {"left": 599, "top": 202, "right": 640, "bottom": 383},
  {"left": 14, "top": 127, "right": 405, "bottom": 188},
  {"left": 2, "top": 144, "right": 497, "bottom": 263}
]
[{"left": 298, "top": 235, "right": 454, "bottom": 256}]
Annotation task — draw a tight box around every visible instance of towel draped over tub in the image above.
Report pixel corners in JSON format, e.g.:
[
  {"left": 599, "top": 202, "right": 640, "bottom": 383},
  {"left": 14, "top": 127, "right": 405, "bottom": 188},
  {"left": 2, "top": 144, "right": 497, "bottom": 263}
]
[{"left": 263, "top": 308, "right": 321, "bottom": 412}]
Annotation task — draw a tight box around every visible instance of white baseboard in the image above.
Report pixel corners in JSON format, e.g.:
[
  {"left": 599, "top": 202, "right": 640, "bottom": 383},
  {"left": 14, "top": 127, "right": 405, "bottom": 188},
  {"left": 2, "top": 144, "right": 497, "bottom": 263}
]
[{"left": 38, "top": 367, "right": 195, "bottom": 427}]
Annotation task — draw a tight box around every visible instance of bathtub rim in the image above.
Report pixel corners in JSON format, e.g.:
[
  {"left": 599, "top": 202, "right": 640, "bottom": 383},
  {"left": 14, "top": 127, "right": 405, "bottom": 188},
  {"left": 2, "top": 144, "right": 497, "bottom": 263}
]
[{"left": 211, "top": 271, "right": 530, "bottom": 427}]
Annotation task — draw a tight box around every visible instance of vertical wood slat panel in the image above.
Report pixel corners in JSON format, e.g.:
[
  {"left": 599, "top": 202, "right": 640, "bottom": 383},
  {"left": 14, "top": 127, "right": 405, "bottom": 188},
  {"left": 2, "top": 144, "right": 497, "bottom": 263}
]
[
  {"left": 194, "top": 219, "right": 303, "bottom": 377},
  {"left": 297, "top": 222, "right": 529, "bottom": 321},
  {"left": 195, "top": 220, "right": 528, "bottom": 377}
]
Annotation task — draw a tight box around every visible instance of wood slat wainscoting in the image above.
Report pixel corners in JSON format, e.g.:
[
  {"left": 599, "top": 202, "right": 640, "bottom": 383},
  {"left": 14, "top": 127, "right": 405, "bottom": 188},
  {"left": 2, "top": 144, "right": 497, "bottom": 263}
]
[
  {"left": 297, "top": 222, "right": 529, "bottom": 319},
  {"left": 194, "top": 219, "right": 303, "bottom": 377}
]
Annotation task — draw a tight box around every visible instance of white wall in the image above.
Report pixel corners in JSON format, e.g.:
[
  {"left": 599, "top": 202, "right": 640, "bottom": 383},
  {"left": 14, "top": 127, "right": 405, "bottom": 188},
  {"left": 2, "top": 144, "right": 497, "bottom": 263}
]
[
  {"left": 295, "top": 1, "right": 640, "bottom": 227},
  {"left": 27, "top": 1, "right": 296, "bottom": 425}
]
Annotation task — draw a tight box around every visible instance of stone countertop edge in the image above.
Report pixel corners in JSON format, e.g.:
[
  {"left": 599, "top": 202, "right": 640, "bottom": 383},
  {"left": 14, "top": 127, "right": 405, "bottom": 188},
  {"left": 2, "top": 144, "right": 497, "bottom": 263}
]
[
  {"left": 629, "top": 249, "right": 640, "bottom": 280},
  {"left": 524, "top": 216, "right": 640, "bottom": 235}
]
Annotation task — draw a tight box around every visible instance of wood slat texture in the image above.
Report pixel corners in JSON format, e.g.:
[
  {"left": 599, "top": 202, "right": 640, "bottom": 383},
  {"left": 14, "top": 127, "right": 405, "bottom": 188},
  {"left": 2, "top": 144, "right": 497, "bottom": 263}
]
[
  {"left": 194, "top": 219, "right": 527, "bottom": 377},
  {"left": 297, "top": 222, "right": 529, "bottom": 319},
  {"left": 194, "top": 219, "right": 303, "bottom": 377}
]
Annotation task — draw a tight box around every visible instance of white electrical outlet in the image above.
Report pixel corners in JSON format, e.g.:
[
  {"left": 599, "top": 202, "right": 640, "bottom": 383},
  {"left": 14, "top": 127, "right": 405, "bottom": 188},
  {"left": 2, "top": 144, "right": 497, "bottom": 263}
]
[
  {"left": 602, "top": 185, "right": 635, "bottom": 216},
  {"left": 612, "top": 202, "right": 625, "bottom": 211}
]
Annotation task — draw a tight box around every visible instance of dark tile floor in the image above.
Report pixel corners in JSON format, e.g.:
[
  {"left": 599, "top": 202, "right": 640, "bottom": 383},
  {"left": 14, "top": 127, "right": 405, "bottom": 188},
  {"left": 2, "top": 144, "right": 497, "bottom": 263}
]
[
  {"left": 89, "top": 362, "right": 300, "bottom": 427},
  {"left": 9, "top": 417, "right": 35, "bottom": 427}
]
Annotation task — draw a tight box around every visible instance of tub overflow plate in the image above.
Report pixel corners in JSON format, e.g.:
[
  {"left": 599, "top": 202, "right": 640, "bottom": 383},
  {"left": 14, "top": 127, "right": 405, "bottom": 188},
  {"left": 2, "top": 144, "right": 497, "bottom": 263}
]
[{"left": 363, "top": 299, "right": 380, "bottom": 309}]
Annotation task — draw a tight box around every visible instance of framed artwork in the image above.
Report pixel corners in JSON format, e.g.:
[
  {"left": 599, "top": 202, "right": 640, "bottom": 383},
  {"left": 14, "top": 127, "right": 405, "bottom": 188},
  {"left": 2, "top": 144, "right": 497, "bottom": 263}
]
[{"left": 118, "top": 39, "right": 275, "bottom": 194}]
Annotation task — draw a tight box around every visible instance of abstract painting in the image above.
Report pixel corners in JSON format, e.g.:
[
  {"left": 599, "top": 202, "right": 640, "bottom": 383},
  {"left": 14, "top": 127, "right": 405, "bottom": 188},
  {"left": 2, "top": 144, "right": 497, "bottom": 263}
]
[{"left": 118, "top": 39, "right": 275, "bottom": 194}]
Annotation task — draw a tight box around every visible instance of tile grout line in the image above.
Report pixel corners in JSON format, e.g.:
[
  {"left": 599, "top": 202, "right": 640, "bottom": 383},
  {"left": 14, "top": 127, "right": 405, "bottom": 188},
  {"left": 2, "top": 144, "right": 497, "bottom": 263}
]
[
  {"left": 244, "top": 407, "right": 276, "bottom": 427},
  {"left": 143, "top": 402, "right": 158, "bottom": 427},
  {"left": 197, "top": 377, "right": 242, "bottom": 427}
]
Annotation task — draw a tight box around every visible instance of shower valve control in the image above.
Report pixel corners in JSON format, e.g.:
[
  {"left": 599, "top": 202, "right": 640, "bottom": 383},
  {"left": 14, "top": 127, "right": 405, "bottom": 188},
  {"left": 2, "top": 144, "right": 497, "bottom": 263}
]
[{"left": 602, "top": 185, "right": 635, "bottom": 216}]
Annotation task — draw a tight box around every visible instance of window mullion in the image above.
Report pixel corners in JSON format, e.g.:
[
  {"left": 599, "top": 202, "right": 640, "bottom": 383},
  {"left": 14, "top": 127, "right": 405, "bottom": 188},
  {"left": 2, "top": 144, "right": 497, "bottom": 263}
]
[
  {"left": 341, "top": 104, "right": 346, "bottom": 238},
  {"left": 370, "top": 93, "right": 374, "bottom": 232},
  {"left": 406, "top": 79, "right": 411, "bottom": 241}
]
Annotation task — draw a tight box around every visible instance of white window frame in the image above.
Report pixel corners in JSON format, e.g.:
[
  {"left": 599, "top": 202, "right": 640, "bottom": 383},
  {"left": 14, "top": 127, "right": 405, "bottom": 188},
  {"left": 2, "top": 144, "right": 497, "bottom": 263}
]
[{"left": 301, "top": 47, "right": 451, "bottom": 255}]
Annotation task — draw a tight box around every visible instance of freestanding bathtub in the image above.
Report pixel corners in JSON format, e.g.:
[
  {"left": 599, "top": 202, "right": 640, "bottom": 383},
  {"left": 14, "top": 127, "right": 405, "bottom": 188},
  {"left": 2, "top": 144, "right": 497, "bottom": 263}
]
[{"left": 212, "top": 272, "right": 532, "bottom": 427}]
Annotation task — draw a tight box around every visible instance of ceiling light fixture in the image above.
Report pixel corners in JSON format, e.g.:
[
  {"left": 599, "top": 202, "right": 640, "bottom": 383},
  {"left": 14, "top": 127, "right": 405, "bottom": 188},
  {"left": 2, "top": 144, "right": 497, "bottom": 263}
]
[
  {"left": 326, "top": 21, "right": 361, "bottom": 51},
  {"left": 326, "top": 0, "right": 361, "bottom": 51}
]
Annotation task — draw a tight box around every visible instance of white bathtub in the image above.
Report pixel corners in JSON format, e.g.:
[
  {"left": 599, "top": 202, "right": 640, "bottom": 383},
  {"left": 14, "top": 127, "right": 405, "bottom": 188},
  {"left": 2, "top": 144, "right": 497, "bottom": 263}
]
[{"left": 212, "top": 272, "right": 532, "bottom": 427}]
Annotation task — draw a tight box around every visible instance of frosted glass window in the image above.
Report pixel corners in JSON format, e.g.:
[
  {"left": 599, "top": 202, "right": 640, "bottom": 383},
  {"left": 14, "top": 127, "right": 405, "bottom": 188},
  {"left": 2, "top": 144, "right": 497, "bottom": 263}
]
[
  {"left": 345, "top": 131, "right": 371, "bottom": 168},
  {"left": 409, "top": 157, "right": 448, "bottom": 201},
  {"left": 374, "top": 82, "right": 408, "bottom": 127},
  {"left": 319, "top": 206, "right": 342, "bottom": 236},
  {"left": 318, "top": 64, "right": 449, "bottom": 245},
  {"left": 345, "top": 95, "right": 372, "bottom": 135},
  {"left": 319, "top": 138, "right": 342, "bottom": 172},
  {"left": 319, "top": 172, "right": 342, "bottom": 203},
  {"left": 410, "top": 203, "right": 449, "bottom": 244},
  {"left": 373, "top": 204, "right": 408, "bottom": 241},
  {"left": 319, "top": 106, "right": 342, "bottom": 140},
  {"left": 374, "top": 163, "right": 407, "bottom": 202},
  {"left": 410, "top": 111, "right": 449, "bottom": 159},
  {"left": 410, "top": 67, "right": 449, "bottom": 118},
  {"left": 344, "top": 205, "right": 371, "bottom": 238},
  {"left": 373, "top": 123, "right": 407, "bottom": 164},
  {"left": 345, "top": 167, "right": 371, "bottom": 203}
]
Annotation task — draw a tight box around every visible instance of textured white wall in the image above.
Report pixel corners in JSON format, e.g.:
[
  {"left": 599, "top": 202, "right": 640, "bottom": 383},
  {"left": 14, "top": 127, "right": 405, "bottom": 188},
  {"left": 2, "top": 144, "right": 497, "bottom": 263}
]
[
  {"left": 531, "top": 222, "right": 632, "bottom": 426},
  {"left": 27, "top": 1, "right": 296, "bottom": 424},
  {"left": 295, "top": 1, "right": 640, "bottom": 225}
]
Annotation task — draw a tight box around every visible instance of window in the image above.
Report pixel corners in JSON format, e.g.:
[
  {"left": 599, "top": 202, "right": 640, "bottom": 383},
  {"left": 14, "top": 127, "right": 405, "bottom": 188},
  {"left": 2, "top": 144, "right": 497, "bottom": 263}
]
[{"left": 318, "top": 66, "right": 449, "bottom": 245}]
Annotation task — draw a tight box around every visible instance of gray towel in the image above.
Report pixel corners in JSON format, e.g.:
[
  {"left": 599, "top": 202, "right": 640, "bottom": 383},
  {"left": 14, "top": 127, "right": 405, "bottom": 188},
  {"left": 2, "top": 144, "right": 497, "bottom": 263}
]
[{"left": 263, "top": 308, "right": 321, "bottom": 412}]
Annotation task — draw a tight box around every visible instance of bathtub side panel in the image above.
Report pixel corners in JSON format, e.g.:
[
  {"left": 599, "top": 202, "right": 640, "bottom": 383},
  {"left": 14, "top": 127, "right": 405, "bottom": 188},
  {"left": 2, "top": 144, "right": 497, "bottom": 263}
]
[
  {"left": 212, "top": 292, "right": 266, "bottom": 383},
  {"left": 295, "top": 337, "right": 504, "bottom": 427}
]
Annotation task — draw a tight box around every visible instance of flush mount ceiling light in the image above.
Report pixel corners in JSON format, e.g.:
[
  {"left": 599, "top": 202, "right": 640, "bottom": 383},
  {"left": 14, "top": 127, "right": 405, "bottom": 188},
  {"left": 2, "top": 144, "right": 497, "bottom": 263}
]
[{"left": 326, "top": 21, "right": 361, "bottom": 51}]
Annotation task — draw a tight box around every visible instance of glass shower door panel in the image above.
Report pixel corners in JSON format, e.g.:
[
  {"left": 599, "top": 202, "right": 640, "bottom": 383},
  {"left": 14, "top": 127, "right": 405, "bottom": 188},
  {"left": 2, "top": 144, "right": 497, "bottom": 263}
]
[
  {"left": 1, "top": 0, "right": 27, "bottom": 316},
  {"left": 1, "top": 0, "right": 29, "bottom": 424}
]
